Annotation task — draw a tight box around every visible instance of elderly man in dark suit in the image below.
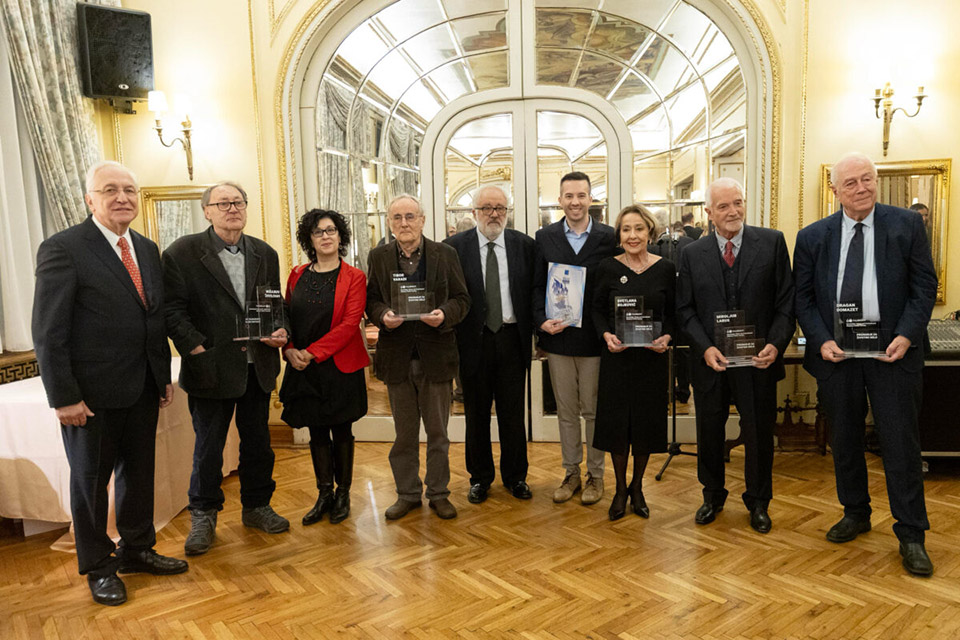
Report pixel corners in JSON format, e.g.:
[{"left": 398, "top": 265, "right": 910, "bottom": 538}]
[
  {"left": 163, "top": 181, "right": 290, "bottom": 556},
  {"left": 676, "top": 177, "right": 794, "bottom": 534},
  {"left": 444, "top": 186, "right": 535, "bottom": 504},
  {"left": 794, "top": 152, "right": 937, "bottom": 576},
  {"left": 533, "top": 171, "right": 617, "bottom": 506},
  {"left": 32, "top": 161, "right": 187, "bottom": 606},
  {"left": 366, "top": 194, "right": 470, "bottom": 520}
]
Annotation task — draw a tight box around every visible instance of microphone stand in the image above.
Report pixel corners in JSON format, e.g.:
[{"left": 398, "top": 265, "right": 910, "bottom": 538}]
[{"left": 656, "top": 231, "right": 696, "bottom": 480}]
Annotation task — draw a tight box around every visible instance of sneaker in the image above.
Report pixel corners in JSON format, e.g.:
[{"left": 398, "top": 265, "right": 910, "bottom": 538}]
[
  {"left": 552, "top": 472, "right": 581, "bottom": 503},
  {"left": 241, "top": 505, "right": 290, "bottom": 533},
  {"left": 581, "top": 473, "right": 604, "bottom": 505},
  {"left": 184, "top": 508, "right": 217, "bottom": 556}
]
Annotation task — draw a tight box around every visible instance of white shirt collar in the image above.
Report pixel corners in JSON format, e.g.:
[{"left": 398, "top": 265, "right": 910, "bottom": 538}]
[
  {"left": 477, "top": 227, "right": 506, "bottom": 251},
  {"left": 715, "top": 225, "right": 744, "bottom": 252},
  {"left": 91, "top": 215, "right": 132, "bottom": 249},
  {"left": 841, "top": 206, "right": 875, "bottom": 230}
]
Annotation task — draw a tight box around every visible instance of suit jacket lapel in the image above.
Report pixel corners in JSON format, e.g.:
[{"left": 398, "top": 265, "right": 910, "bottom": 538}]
[
  {"left": 244, "top": 235, "right": 263, "bottom": 303},
  {"left": 736, "top": 226, "right": 757, "bottom": 290},
  {"left": 200, "top": 227, "right": 243, "bottom": 308},
  {"left": 130, "top": 231, "right": 157, "bottom": 309},
  {"left": 827, "top": 211, "right": 843, "bottom": 303},
  {"left": 505, "top": 230, "right": 522, "bottom": 310},
  {"left": 873, "top": 205, "right": 888, "bottom": 310},
  {"left": 702, "top": 234, "right": 724, "bottom": 294},
  {"left": 83, "top": 218, "right": 145, "bottom": 309},
  {"left": 424, "top": 237, "right": 439, "bottom": 290},
  {"left": 464, "top": 229, "right": 485, "bottom": 307},
  {"left": 549, "top": 221, "right": 578, "bottom": 264}
]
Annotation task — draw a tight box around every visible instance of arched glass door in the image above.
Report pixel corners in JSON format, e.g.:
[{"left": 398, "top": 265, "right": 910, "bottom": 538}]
[{"left": 300, "top": 0, "right": 750, "bottom": 439}]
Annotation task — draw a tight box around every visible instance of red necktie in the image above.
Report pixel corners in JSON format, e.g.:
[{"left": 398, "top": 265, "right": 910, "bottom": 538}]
[
  {"left": 723, "top": 240, "right": 735, "bottom": 268},
  {"left": 117, "top": 237, "right": 147, "bottom": 306}
]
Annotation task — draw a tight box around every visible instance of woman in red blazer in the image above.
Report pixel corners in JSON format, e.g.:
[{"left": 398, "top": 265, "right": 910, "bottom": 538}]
[{"left": 279, "top": 209, "right": 369, "bottom": 526}]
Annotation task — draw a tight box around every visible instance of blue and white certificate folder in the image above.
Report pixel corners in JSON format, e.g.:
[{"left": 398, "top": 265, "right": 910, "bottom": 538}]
[{"left": 546, "top": 262, "right": 586, "bottom": 328}]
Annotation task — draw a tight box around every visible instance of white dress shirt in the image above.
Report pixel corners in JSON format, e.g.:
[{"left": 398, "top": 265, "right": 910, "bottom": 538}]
[
  {"left": 837, "top": 207, "right": 880, "bottom": 322},
  {"left": 91, "top": 215, "right": 139, "bottom": 269},
  {"left": 478, "top": 229, "right": 516, "bottom": 324}
]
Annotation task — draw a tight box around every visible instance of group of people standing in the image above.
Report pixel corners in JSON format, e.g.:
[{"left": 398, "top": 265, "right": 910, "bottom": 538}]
[{"left": 31, "top": 150, "right": 937, "bottom": 606}]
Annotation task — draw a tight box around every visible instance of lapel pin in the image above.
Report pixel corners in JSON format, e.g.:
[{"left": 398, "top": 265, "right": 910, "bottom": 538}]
[{"left": 620, "top": 275, "right": 628, "bottom": 284}]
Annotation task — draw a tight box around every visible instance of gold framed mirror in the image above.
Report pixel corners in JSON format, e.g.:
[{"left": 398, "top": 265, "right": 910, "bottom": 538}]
[
  {"left": 820, "top": 159, "right": 950, "bottom": 304},
  {"left": 139, "top": 185, "right": 211, "bottom": 252}
]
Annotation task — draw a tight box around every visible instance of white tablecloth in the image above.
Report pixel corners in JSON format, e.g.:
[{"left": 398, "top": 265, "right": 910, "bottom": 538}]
[{"left": 0, "top": 358, "right": 240, "bottom": 540}]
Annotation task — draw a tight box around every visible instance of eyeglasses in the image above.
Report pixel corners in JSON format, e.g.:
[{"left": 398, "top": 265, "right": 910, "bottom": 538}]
[
  {"left": 390, "top": 213, "right": 420, "bottom": 223},
  {"left": 311, "top": 227, "right": 338, "bottom": 238},
  {"left": 91, "top": 187, "right": 138, "bottom": 198},
  {"left": 207, "top": 200, "right": 248, "bottom": 211},
  {"left": 478, "top": 205, "right": 508, "bottom": 215}
]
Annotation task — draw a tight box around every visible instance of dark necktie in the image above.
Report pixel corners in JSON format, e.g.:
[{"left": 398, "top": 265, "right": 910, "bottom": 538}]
[
  {"left": 117, "top": 237, "right": 147, "bottom": 306},
  {"left": 485, "top": 241, "right": 502, "bottom": 332},
  {"left": 723, "top": 240, "right": 735, "bottom": 268},
  {"left": 839, "top": 222, "right": 864, "bottom": 305}
]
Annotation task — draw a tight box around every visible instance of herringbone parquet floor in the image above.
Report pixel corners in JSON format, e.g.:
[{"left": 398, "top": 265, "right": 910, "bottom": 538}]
[{"left": 2, "top": 443, "right": 959, "bottom": 639}]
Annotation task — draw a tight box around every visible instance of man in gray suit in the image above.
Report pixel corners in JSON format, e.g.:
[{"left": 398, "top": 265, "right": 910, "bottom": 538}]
[
  {"left": 366, "top": 194, "right": 470, "bottom": 520},
  {"left": 163, "top": 181, "right": 290, "bottom": 556},
  {"left": 33, "top": 161, "right": 187, "bottom": 606}
]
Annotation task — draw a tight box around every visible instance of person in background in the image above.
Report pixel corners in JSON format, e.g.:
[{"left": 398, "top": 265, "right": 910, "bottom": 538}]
[{"left": 279, "top": 209, "right": 369, "bottom": 525}]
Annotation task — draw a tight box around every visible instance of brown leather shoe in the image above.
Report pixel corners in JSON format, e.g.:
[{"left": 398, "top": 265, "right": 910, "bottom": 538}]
[
  {"left": 385, "top": 498, "right": 421, "bottom": 520},
  {"left": 552, "top": 473, "right": 581, "bottom": 503},
  {"left": 428, "top": 498, "right": 458, "bottom": 519},
  {"left": 581, "top": 473, "right": 604, "bottom": 505}
]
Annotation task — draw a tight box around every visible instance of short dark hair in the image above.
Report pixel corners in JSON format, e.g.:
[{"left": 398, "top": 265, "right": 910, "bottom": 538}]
[
  {"left": 909, "top": 203, "right": 929, "bottom": 212},
  {"left": 296, "top": 209, "right": 351, "bottom": 260},
  {"left": 560, "top": 171, "right": 591, "bottom": 190},
  {"left": 681, "top": 212, "right": 694, "bottom": 224}
]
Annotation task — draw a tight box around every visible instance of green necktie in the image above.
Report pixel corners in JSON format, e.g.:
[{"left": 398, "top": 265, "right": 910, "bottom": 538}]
[{"left": 485, "top": 241, "right": 503, "bottom": 332}]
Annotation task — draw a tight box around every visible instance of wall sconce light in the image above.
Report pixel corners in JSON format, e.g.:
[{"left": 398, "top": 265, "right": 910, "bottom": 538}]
[
  {"left": 873, "top": 82, "right": 926, "bottom": 157},
  {"left": 147, "top": 90, "right": 194, "bottom": 180}
]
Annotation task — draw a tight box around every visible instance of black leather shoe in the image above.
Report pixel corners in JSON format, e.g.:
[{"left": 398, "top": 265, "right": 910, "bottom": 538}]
[
  {"left": 900, "top": 542, "right": 934, "bottom": 576},
  {"left": 750, "top": 507, "right": 772, "bottom": 534},
  {"left": 467, "top": 484, "right": 489, "bottom": 504},
  {"left": 87, "top": 574, "right": 126, "bottom": 606},
  {"left": 119, "top": 549, "right": 189, "bottom": 575},
  {"left": 608, "top": 491, "right": 627, "bottom": 521},
  {"left": 630, "top": 488, "right": 649, "bottom": 519},
  {"left": 826, "top": 516, "right": 871, "bottom": 543},
  {"left": 695, "top": 502, "right": 723, "bottom": 525},
  {"left": 508, "top": 481, "right": 532, "bottom": 500}
]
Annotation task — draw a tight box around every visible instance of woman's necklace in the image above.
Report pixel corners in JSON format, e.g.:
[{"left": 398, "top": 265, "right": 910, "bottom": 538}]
[
  {"left": 620, "top": 252, "right": 650, "bottom": 274},
  {"left": 306, "top": 262, "right": 338, "bottom": 303}
]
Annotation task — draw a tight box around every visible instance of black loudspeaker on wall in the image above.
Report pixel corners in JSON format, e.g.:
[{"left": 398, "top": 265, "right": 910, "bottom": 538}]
[{"left": 77, "top": 3, "right": 153, "bottom": 104}]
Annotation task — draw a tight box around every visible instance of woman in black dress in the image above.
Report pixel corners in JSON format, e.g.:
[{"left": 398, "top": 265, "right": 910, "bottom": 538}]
[
  {"left": 280, "top": 210, "right": 369, "bottom": 525},
  {"left": 592, "top": 205, "right": 675, "bottom": 520}
]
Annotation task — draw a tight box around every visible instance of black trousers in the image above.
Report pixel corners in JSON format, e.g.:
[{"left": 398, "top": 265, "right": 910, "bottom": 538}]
[
  {"left": 694, "top": 367, "right": 776, "bottom": 510},
  {"left": 188, "top": 365, "right": 275, "bottom": 511},
  {"left": 60, "top": 372, "right": 159, "bottom": 577},
  {"left": 818, "top": 358, "right": 928, "bottom": 543},
  {"left": 462, "top": 324, "right": 529, "bottom": 488}
]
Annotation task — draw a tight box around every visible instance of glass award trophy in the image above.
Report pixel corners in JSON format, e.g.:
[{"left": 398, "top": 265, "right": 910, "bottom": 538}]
[
  {"left": 546, "top": 262, "right": 586, "bottom": 328},
  {"left": 615, "top": 296, "right": 661, "bottom": 347},
  {"left": 714, "top": 310, "right": 764, "bottom": 367},
  {"left": 234, "top": 286, "right": 285, "bottom": 341},
  {"left": 834, "top": 302, "right": 886, "bottom": 358},
  {"left": 391, "top": 272, "right": 435, "bottom": 320}
]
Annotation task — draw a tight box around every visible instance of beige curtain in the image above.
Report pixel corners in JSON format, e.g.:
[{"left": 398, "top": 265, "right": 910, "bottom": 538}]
[{"left": 0, "top": 0, "right": 119, "bottom": 233}]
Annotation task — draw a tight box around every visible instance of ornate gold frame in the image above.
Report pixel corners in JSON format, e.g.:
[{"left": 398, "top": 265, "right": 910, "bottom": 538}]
[
  {"left": 139, "top": 185, "right": 211, "bottom": 249},
  {"left": 820, "top": 159, "right": 951, "bottom": 304}
]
